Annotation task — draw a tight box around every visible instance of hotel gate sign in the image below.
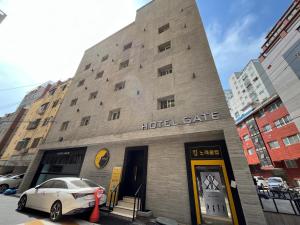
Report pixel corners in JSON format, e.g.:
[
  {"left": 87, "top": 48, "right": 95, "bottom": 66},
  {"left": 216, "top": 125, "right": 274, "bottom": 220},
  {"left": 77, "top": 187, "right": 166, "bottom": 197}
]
[{"left": 142, "top": 112, "right": 220, "bottom": 130}]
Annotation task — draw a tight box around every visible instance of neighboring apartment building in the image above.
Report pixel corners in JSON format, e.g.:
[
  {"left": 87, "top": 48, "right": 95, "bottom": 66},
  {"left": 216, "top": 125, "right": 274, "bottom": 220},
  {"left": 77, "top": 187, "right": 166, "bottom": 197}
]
[
  {"left": 0, "top": 79, "right": 71, "bottom": 174},
  {"left": 19, "top": 1, "right": 266, "bottom": 224},
  {"left": 0, "top": 9, "right": 6, "bottom": 24},
  {"left": 259, "top": 0, "right": 300, "bottom": 130},
  {"left": 228, "top": 60, "right": 276, "bottom": 120},
  {"left": 0, "top": 108, "right": 27, "bottom": 157},
  {"left": 237, "top": 95, "right": 300, "bottom": 187},
  {"left": 18, "top": 81, "right": 53, "bottom": 109}
]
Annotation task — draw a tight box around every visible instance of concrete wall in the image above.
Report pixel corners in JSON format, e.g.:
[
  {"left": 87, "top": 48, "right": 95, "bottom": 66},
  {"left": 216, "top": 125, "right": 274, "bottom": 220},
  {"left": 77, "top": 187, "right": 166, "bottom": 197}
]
[{"left": 261, "top": 19, "right": 300, "bottom": 131}]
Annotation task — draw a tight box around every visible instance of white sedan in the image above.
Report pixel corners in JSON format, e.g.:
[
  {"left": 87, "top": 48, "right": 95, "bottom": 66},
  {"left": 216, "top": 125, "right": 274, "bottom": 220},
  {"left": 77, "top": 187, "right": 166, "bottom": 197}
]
[
  {"left": 17, "top": 177, "right": 107, "bottom": 222},
  {"left": 0, "top": 174, "right": 24, "bottom": 192}
]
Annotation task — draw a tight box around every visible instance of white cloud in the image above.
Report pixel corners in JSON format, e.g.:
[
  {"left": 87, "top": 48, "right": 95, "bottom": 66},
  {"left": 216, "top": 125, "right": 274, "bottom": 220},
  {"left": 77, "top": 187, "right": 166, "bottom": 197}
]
[
  {"left": 0, "top": 0, "right": 139, "bottom": 83},
  {"left": 206, "top": 14, "right": 265, "bottom": 88},
  {"left": 0, "top": 0, "right": 144, "bottom": 115}
]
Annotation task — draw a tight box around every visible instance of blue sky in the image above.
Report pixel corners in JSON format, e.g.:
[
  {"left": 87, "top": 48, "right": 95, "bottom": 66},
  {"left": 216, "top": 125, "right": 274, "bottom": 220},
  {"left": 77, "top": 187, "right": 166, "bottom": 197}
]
[{"left": 0, "top": 0, "right": 292, "bottom": 116}]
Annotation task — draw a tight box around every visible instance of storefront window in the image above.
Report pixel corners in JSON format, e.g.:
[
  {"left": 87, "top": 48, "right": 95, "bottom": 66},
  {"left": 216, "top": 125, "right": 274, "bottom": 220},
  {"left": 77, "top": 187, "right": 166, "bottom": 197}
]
[{"left": 195, "top": 165, "right": 233, "bottom": 225}]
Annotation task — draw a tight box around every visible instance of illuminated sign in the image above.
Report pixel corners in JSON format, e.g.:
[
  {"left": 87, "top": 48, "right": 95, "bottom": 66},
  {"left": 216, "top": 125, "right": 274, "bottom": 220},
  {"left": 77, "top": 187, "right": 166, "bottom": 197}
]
[
  {"left": 191, "top": 148, "right": 222, "bottom": 160},
  {"left": 142, "top": 112, "right": 219, "bottom": 130}
]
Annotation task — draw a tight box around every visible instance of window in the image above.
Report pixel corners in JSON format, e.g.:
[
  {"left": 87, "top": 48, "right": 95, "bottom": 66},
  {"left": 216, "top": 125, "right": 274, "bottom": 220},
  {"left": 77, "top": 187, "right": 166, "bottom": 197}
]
[
  {"left": 39, "top": 102, "right": 49, "bottom": 114},
  {"left": 52, "top": 100, "right": 59, "bottom": 108},
  {"left": 39, "top": 180, "right": 55, "bottom": 189},
  {"left": 253, "top": 77, "right": 258, "bottom": 82},
  {"left": 15, "top": 138, "right": 31, "bottom": 151},
  {"left": 42, "top": 117, "right": 51, "bottom": 126},
  {"left": 49, "top": 88, "right": 56, "bottom": 96},
  {"left": 158, "top": 64, "right": 172, "bottom": 76},
  {"left": 102, "top": 54, "right": 109, "bottom": 62},
  {"left": 53, "top": 180, "right": 68, "bottom": 189},
  {"left": 268, "top": 100, "right": 283, "bottom": 112},
  {"left": 70, "top": 98, "right": 78, "bottom": 106},
  {"left": 71, "top": 179, "right": 99, "bottom": 188},
  {"left": 61, "top": 85, "right": 67, "bottom": 91},
  {"left": 109, "top": 109, "right": 121, "bottom": 121},
  {"left": 257, "top": 109, "right": 265, "bottom": 118},
  {"left": 285, "top": 160, "right": 298, "bottom": 168},
  {"left": 84, "top": 63, "right": 91, "bottom": 70},
  {"left": 243, "top": 134, "right": 250, "bottom": 141},
  {"left": 96, "top": 71, "right": 104, "bottom": 79},
  {"left": 119, "top": 60, "right": 129, "bottom": 70},
  {"left": 158, "top": 95, "right": 175, "bottom": 110},
  {"left": 283, "top": 134, "right": 300, "bottom": 146},
  {"left": 77, "top": 79, "right": 85, "bottom": 87},
  {"left": 262, "top": 124, "right": 272, "bottom": 132},
  {"left": 158, "top": 23, "right": 170, "bottom": 34},
  {"left": 158, "top": 41, "right": 171, "bottom": 53},
  {"left": 31, "top": 137, "right": 42, "bottom": 148},
  {"left": 60, "top": 121, "right": 69, "bottom": 131},
  {"left": 89, "top": 91, "right": 98, "bottom": 100},
  {"left": 114, "top": 81, "right": 126, "bottom": 91},
  {"left": 268, "top": 140, "right": 280, "bottom": 149},
  {"left": 123, "top": 42, "right": 132, "bottom": 51},
  {"left": 27, "top": 119, "right": 41, "bottom": 130},
  {"left": 274, "top": 115, "right": 292, "bottom": 128},
  {"left": 80, "top": 116, "right": 91, "bottom": 126},
  {"left": 247, "top": 148, "right": 254, "bottom": 155}
]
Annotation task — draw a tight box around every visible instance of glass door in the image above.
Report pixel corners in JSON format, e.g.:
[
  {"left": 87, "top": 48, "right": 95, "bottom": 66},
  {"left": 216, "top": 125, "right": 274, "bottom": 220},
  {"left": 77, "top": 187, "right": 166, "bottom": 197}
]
[{"left": 191, "top": 160, "right": 238, "bottom": 225}]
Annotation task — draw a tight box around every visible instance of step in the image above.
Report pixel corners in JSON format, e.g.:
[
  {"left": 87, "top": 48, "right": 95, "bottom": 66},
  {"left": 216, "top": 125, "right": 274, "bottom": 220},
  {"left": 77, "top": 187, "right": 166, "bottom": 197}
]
[
  {"left": 110, "top": 211, "right": 134, "bottom": 221},
  {"left": 123, "top": 196, "right": 140, "bottom": 204},
  {"left": 117, "top": 200, "right": 137, "bottom": 209},
  {"left": 114, "top": 205, "right": 135, "bottom": 215}
]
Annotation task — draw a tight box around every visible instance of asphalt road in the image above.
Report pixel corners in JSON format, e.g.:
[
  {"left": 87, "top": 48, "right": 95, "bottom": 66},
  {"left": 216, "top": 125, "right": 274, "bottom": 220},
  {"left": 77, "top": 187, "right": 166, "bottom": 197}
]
[{"left": 0, "top": 194, "right": 143, "bottom": 225}]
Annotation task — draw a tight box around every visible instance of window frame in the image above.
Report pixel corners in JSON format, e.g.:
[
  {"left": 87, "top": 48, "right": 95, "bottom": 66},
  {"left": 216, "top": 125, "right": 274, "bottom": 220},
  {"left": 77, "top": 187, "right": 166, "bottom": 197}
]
[
  {"left": 89, "top": 91, "right": 98, "bottom": 100},
  {"left": 80, "top": 116, "right": 91, "bottom": 126},
  {"left": 119, "top": 60, "right": 129, "bottom": 70},
  {"left": 268, "top": 140, "right": 280, "bottom": 149},
  {"left": 77, "top": 79, "right": 85, "bottom": 87},
  {"left": 157, "top": 95, "right": 175, "bottom": 110},
  {"left": 70, "top": 98, "right": 78, "bottom": 106},
  {"left": 60, "top": 121, "right": 70, "bottom": 131},
  {"left": 114, "top": 81, "right": 126, "bottom": 91},
  {"left": 158, "top": 41, "right": 171, "bottom": 53},
  {"left": 158, "top": 23, "right": 170, "bottom": 34},
  {"left": 123, "top": 42, "right": 132, "bottom": 51},
  {"left": 158, "top": 64, "right": 173, "bottom": 77},
  {"left": 108, "top": 109, "right": 121, "bottom": 121}
]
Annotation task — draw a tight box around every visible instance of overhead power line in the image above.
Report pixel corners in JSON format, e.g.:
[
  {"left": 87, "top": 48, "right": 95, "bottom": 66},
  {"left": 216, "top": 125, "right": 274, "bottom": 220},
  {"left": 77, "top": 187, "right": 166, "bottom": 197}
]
[{"left": 0, "top": 83, "right": 43, "bottom": 92}]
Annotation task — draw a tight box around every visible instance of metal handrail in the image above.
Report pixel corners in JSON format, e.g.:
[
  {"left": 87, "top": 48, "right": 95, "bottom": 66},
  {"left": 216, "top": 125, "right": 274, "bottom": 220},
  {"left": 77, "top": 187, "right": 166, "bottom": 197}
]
[
  {"left": 132, "top": 184, "right": 143, "bottom": 221},
  {"left": 109, "top": 183, "right": 120, "bottom": 210}
]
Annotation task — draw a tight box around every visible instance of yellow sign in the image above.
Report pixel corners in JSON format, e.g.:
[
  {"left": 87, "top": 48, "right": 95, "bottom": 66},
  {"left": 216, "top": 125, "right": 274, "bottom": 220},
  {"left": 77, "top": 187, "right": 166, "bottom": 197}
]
[
  {"left": 95, "top": 148, "right": 110, "bottom": 169},
  {"left": 107, "top": 167, "right": 122, "bottom": 207}
]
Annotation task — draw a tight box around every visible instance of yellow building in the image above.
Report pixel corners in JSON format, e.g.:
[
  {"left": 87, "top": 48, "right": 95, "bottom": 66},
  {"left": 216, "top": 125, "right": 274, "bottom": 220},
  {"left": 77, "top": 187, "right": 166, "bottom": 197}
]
[{"left": 0, "top": 79, "right": 72, "bottom": 173}]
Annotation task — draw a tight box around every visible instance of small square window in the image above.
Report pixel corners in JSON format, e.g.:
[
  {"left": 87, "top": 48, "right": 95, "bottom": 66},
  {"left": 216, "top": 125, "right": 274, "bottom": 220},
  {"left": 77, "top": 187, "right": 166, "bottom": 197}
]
[
  {"left": 80, "top": 116, "right": 91, "bottom": 126},
  {"left": 61, "top": 85, "right": 67, "bottom": 91},
  {"left": 158, "top": 41, "right": 171, "bottom": 53},
  {"left": 158, "top": 64, "right": 172, "bottom": 76},
  {"left": 102, "top": 54, "right": 109, "bottom": 62},
  {"left": 96, "top": 71, "right": 104, "bottom": 79},
  {"left": 60, "top": 121, "right": 69, "bottom": 131},
  {"left": 285, "top": 160, "right": 298, "bottom": 168},
  {"left": 30, "top": 137, "right": 42, "bottom": 148},
  {"left": 77, "top": 79, "right": 85, "bottom": 87},
  {"left": 89, "top": 91, "right": 98, "bottom": 100},
  {"left": 52, "top": 100, "right": 59, "bottom": 108},
  {"left": 158, "top": 23, "right": 170, "bottom": 34},
  {"left": 158, "top": 95, "right": 175, "bottom": 110},
  {"left": 70, "top": 98, "right": 78, "bottom": 106},
  {"left": 42, "top": 117, "right": 51, "bottom": 126},
  {"left": 247, "top": 148, "right": 254, "bottom": 155},
  {"left": 123, "top": 42, "right": 132, "bottom": 51},
  {"left": 85, "top": 63, "right": 91, "bottom": 70},
  {"left": 109, "top": 109, "right": 121, "bottom": 121},
  {"left": 49, "top": 88, "right": 56, "bottom": 96},
  {"left": 119, "top": 60, "right": 129, "bottom": 70},
  {"left": 114, "top": 81, "right": 126, "bottom": 91}
]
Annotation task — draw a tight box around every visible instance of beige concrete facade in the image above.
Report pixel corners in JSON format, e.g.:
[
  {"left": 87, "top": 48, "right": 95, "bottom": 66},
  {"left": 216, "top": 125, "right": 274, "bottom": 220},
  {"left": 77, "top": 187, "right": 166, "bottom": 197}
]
[{"left": 20, "top": 0, "right": 267, "bottom": 224}]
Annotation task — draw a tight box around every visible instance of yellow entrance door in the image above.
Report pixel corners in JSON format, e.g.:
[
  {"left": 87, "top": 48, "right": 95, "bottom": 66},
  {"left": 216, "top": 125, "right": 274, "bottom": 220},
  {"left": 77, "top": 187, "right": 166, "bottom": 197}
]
[{"left": 191, "top": 160, "right": 239, "bottom": 225}]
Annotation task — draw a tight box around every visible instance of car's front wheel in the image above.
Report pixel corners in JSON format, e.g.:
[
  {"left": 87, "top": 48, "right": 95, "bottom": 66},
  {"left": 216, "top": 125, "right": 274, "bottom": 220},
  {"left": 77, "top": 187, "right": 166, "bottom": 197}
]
[
  {"left": 0, "top": 184, "right": 9, "bottom": 193},
  {"left": 50, "top": 201, "right": 62, "bottom": 222},
  {"left": 17, "top": 195, "right": 27, "bottom": 211}
]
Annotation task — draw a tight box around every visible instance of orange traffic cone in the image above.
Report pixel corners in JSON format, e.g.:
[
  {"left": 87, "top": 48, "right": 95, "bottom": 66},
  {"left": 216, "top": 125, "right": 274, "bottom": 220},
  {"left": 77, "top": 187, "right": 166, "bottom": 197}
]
[{"left": 90, "top": 188, "right": 104, "bottom": 223}]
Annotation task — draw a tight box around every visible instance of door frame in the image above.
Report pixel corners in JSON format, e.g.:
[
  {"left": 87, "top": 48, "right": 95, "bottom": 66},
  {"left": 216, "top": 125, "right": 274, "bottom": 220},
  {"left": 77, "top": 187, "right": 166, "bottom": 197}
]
[
  {"left": 120, "top": 146, "right": 148, "bottom": 210},
  {"left": 191, "top": 159, "right": 238, "bottom": 225},
  {"left": 185, "top": 140, "right": 246, "bottom": 225}
]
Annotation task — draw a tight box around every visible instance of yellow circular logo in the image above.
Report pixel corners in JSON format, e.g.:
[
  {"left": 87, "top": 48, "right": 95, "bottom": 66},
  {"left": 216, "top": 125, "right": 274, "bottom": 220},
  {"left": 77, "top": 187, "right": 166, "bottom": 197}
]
[{"left": 95, "top": 149, "right": 110, "bottom": 169}]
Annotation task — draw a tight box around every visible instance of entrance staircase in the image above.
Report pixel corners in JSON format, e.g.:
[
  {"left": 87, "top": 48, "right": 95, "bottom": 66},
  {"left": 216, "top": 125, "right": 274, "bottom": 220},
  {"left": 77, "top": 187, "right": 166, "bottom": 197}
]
[{"left": 110, "top": 196, "right": 139, "bottom": 220}]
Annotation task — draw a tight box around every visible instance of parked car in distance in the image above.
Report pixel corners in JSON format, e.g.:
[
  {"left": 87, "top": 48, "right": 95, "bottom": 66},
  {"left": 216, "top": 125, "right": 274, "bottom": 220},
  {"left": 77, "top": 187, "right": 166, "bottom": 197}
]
[
  {"left": 268, "top": 177, "right": 288, "bottom": 191},
  {"left": 0, "top": 174, "right": 24, "bottom": 192},
  {"left": 253, "top": 176, "right": 268, "bottom": 189},
  {"left": 17, "top": 177, "right": 107, "bottom": 222}
]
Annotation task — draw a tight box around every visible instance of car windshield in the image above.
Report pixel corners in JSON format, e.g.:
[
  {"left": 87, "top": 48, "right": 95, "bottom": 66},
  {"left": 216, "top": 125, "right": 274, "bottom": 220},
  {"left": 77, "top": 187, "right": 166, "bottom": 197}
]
[
  {"left": 269, "top": 178, "right": 282, "bottom": 183},
  {"left": 70, "top": 179, "right": 99, "bottom": 188}
]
